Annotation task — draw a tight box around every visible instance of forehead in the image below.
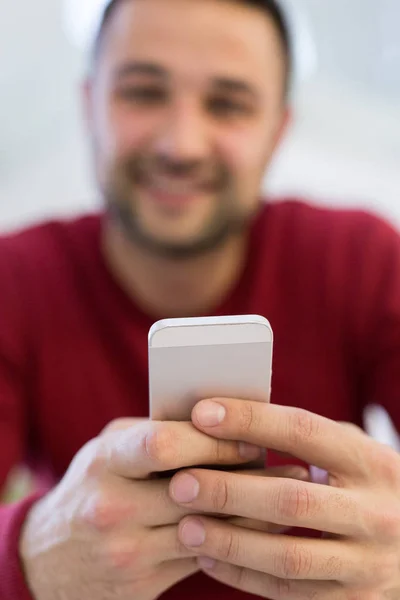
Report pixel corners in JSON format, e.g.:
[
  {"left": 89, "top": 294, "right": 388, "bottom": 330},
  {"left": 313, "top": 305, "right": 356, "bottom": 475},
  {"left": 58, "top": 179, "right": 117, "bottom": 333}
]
[{"left": 100, "top": 0, "right": 285, "bottom": 90}]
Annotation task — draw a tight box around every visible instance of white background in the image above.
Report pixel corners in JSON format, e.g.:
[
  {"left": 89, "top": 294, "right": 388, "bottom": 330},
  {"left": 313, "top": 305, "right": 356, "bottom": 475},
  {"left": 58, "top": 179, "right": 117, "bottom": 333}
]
[{"left": 0, "top": 0, "right": 399, "bottom": 232}]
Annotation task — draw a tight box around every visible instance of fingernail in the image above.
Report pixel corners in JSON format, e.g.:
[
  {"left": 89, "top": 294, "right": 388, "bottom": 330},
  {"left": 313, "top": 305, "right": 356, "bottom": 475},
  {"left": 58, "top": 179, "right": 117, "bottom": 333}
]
[
  {"left": 198, "top": 556, "right": 216, "bottom": 570},
  {"left": 171, "top": 473, "right": 200, "bottom": 503},
  {"left": 309, "top": 466, "right": 329, "bottom": 484},
  {"left": 180, "top": 519, "right": 206, "bottom": 547},
  {"left": 239, "top": 442, "right": 262, "bottom": 460},
  {"left": 195, "top": 401, "right": 226, "bottom": 427},
  {"left": 287, "top": 467, "right": 310, "bottom": 481}
]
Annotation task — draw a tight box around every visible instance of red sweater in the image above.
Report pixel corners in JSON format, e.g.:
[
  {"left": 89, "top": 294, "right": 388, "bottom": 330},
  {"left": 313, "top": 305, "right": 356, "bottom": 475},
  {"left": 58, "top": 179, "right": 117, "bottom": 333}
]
[{"left": 1, "top": 200, "right": 400, "bottom": 599}]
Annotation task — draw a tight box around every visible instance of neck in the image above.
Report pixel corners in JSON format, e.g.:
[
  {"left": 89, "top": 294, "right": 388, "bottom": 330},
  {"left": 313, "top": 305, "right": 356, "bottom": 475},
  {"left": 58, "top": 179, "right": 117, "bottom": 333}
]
[{"left": 102, "top": 222, "right": 248, "bottom": 318}]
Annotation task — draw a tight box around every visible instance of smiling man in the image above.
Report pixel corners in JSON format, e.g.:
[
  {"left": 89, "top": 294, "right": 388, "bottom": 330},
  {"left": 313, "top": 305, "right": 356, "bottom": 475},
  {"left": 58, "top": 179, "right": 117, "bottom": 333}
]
[
  {"left": 1, "top": 1, "right": 400, "bottom": 599},
  {"left": 87, "top": 0, "right": 291, "bottom": 318}
]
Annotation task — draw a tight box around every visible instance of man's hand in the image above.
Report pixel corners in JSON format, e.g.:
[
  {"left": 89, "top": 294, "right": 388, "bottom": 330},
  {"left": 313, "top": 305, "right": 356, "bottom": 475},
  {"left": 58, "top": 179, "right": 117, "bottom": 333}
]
[
  {"left": 19, "top": 417, "right": 263, "bottom": 600},
  {"left": 169, "top": 399, "right": 400, "bottom": 599}
]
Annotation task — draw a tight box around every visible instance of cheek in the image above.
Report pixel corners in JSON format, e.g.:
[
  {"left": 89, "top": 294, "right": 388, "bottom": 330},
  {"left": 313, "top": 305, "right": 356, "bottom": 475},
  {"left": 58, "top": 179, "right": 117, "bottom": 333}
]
[
  {"left": 98, "top": 100, "right": 156, "bottom": 158},
  {"left": 217, "top": 125, "right": 272, "bottom": 186}
]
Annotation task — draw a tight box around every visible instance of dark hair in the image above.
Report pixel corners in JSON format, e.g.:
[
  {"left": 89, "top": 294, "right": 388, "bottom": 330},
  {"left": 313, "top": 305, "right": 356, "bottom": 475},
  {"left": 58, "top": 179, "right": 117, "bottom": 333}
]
[{"left": 93, "top": 0, "right": 292, "bottom": 95}]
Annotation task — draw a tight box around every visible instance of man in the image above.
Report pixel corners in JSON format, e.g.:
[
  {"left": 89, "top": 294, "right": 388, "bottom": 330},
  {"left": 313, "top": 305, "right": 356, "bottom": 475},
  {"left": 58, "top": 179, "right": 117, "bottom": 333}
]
[{"left": 1, "top": 0, "right": 400, "bottom": 598}]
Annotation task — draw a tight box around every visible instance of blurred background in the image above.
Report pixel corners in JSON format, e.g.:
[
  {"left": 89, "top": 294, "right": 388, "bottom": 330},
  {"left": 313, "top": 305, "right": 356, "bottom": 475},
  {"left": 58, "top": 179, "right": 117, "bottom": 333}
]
[
  {"left": 0, "top": 0, "right": 399, "bottom": 498},
  {"left": 0, "top": 0, "right": 399, "bottom": 233}
]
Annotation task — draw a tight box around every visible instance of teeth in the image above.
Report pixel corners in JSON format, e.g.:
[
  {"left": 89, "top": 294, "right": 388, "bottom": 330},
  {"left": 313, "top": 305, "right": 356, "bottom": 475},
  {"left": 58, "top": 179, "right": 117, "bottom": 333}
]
[{"left": 150, "top": 176, "right": 199, "bottom": 195}]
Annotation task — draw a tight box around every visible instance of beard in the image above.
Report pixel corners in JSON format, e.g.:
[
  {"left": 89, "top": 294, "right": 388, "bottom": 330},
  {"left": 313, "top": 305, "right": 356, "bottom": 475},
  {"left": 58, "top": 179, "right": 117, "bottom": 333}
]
[{"left": 101, "top": 151, "right": 256, "bottom": 260}]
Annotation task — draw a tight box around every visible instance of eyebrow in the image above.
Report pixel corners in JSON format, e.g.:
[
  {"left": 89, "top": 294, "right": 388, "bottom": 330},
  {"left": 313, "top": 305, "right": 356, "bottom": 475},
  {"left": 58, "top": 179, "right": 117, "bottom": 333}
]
[
  {"left": 113, "top": 61, "right": 258, "bottom": 100},
  {"left": 113, "top": 61, "right": 168, "bottom": 80},
  {"left": 212, "top": 77, "right": 258, "bottom": 100}
]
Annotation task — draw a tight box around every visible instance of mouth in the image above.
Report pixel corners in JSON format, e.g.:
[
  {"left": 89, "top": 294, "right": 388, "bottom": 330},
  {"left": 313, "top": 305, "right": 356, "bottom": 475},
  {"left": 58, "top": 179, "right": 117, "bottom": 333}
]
[{"left": 138, "top": 173, "right": 219, "bottom": 209}]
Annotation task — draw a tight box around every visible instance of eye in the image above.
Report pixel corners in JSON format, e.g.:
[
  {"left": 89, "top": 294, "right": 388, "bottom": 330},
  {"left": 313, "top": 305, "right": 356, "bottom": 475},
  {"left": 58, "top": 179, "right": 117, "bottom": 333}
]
[
  {"left": 117, "top": 85, "right": 167, "bottom": 106},
  {"left": 208, "top": 96, "right": 253, "bottom": 118}
]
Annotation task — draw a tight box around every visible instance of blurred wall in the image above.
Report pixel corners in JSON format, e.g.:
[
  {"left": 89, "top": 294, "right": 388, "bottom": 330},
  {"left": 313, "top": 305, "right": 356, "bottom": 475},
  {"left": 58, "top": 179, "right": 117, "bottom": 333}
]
[{"left": 0, "top": 0, "right": 399, "bottom": 232}]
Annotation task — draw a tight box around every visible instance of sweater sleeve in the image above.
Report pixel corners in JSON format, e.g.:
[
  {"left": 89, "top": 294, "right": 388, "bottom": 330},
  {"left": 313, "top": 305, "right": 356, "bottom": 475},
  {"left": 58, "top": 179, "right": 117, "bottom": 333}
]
[
  {"left": 0, "top": 494, "right": 45, "bottom": 600},
  {"left": 0, "top": 237, "right": 41, "bottom": 599}
]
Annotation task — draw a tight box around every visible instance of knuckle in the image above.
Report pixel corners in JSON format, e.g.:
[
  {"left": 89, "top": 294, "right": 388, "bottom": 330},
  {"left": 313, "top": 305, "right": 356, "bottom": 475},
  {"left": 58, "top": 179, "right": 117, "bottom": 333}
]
[
  {"left": 274, "top": 481, "right": 316, "bottom": 521},
  {"left": 214, "top": 438, "right": 233, "bottom": 463},
  {"left": 277, "top": 543, "right": 312, "bottom": 579},
  {"left": 352, "top": 549, "right": 397, "bottom": 586},
  {"left": 370, "top": 505, "right": 400, "bottom": 541},
  {"left": 287, "top": 409, "right": 319, "bottom": 448},
  {"left": 345, "top": 592, "right": 379, "bottom": 600},
  {"left": 331, "top": 490, "right": 358, "bottom": 522},
  {"left": 101, "top": 418, "right": 132, "bottom": 435},
  {"left": 99, "top": 538, "right": 142, "bottom": 572},
  {"left": 82, "top": 495, "right": 117, "bottom": 531},
  {"left": 229, "top": 566, "right": 248, "bottom": 590},
  {"left": 144, "top": 425, "right": 181, "bottom": 468},
  {"left": 217, "top": 530, "right": 241, "bottom": 562},
  {"left": 372, "top": 447, "right": 400, "bottom": 487},
  {"left": 80, "top": 489, "right": 126, "bottom": 532},
  {"left": 211, "top": 475, "right": 230, "bottom": 511},
  {"left": 75, "top": 438, "right": 107, "bottom": 479},
  {"left": 370, "top": 552, "right": 398, "bottom": 585},
  {"left": 274, "top": 577, "right": 294, "bottom": 599},
  {"left": 213, "top": 438, "right": 224, "bottom": 463},
  {"left": 345, "top": 593, "right": 364, "bottom": 600},
  {"left": 323, "top": 555, "right": 343, "bottom": 579},
  {"left": 238, "top": 401, "right": 257, "bottom": 433}
]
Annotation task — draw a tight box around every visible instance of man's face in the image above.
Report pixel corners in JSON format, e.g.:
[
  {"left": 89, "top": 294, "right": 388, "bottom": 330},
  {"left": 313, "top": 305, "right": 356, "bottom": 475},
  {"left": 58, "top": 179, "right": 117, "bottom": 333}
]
[{"left": 85, "top": 0, "right": 290, "bottom": 258}]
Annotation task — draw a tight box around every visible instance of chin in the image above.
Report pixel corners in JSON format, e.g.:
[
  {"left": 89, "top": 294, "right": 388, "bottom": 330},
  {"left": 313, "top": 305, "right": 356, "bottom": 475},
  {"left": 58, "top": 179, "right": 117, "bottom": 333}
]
[
  {"left": 137, "top": 207, "right": 213, "bottom": 240},
  {"left": 140, "top": 226, "right": 205, "bottom": 249}
]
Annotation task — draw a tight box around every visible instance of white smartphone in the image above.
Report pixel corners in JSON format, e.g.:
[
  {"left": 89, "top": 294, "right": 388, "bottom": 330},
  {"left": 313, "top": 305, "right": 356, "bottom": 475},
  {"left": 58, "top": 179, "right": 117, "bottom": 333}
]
[{"left": 148, "top": 315, "right": 273, "bottom": 421}]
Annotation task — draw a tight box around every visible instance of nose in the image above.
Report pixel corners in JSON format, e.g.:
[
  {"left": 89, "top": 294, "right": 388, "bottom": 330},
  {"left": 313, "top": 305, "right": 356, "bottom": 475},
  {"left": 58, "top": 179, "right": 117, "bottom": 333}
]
[{"left": 153, "top": 98, "right": 210, "bottom": 164}]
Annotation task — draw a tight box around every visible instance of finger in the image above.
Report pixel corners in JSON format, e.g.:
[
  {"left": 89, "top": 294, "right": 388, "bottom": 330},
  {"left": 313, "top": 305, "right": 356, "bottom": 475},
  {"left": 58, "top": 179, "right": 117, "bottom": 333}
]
[
  {"left": 338, "top": 421, "right": 364, "bottom": 434},
  {"left": 124, "top": 478, "right": 199, "bottom": 527},
  {"left": 87, "top": 467, "right": 307, "bottom": 534},
  {"left": 232, "top": 465, "right": 310, "bottom": 479},
  {"left": 80, "top": 475, "right": 201, "bottom": 531},
  {"left": 94, "top": 527, "right": 196, "bottom": 573},
  {"left": 146, "top": 525, "right": 200, "bottom": 563},
  {"left": 101, "top": 418, "right": 146, "bottom": 435},
  {"left": 148, "top": 559, "right": 199, "bottom": 598},
  {"left": 226, "top": 466, "right": 311, "bottom": 535},
  {"left": 178, "top": 517, "right": 371, "bottom": 583},
  {"left": 309, "top": 466, "right": 330, "bottom": 485},
  {"left": 154, "top": 466, "right": 307, "bottom": 528},
  {"left": 192, "top": 399, "right": 373, "bottom": 478},
  {"left": 228, "top": 516, "right": 289, "bottom": 534},
  {"left": 167, "top": 465, "right": 309, "bottom": 533},
  {"left": 168, "top": 466, "right": 307, "bottom": 528},
  {"left": 104, "top": 420, "right": 262, "bottom": 479},
  {"left": 171, "top": 469, "right": 369, "bottom": 537},
  {"left": 169, "top": 466, "right": 308, "bottom": 532},
  {"left": 197, "top": 560, "right": 343, "bottom": 599}
]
